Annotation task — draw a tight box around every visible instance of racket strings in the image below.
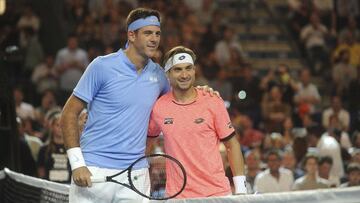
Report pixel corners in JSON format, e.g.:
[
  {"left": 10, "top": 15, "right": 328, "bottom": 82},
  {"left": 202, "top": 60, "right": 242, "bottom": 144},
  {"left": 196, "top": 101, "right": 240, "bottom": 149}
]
[{"left": 130, "top": 156, "right": 186, "bottom": 199}]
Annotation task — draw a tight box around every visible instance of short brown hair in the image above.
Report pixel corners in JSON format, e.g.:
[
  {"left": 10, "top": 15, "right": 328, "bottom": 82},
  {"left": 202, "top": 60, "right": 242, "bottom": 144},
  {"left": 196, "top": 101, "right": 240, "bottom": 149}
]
[
  {"left": 126, "top": 8, "right": 161, "bottom": 30},
  {"left": 162, "top": 46, "right": 197, "bottom": 68}
]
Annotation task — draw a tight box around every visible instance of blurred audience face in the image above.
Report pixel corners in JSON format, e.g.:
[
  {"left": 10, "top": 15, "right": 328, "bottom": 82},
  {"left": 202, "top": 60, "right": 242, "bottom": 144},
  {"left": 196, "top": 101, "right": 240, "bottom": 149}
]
[
  {"left": 318, "top": 162, "right": 332, "bottom": 179},
  {"left": 51, "top": 116, "right": 63, "bottom": 144},
  {"left": 270, "top": 86, "right": 282, "bottom": 102},
  {"left": 282, "top": 152, "right": 296, "bottom": 170},
  {"left": 246, "top": 151, "right": 260, "bottom": 170},
  {"left": 300, "top": 69, "right": 311, "bottom": 86},
  {"left": 13, "top": 88, "right": 24, "bottom": 105},
  {"left": 267, "top": 154, "right": 281, "bottom": 173},
  {"left": 331, "top": 96, "right": 342, "bottom": 112},
  {"left": 304, "top": 157, "right": 318, "bottom": 175},
  {"left": 41, "top": 91, "right": 56, "bottom": 110},
  {"left": 67, "top": 37, "right": 78, "bottom": 50},
  {"left": 348, "top": 169, "right": 360, "bottom": 186}
]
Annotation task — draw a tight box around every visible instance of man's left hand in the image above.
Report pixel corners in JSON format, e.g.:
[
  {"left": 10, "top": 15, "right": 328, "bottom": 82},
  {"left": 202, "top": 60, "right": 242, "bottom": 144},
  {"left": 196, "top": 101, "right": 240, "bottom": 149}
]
[{"left": 196, "top": 85, "right": 221, "bottom": 98}]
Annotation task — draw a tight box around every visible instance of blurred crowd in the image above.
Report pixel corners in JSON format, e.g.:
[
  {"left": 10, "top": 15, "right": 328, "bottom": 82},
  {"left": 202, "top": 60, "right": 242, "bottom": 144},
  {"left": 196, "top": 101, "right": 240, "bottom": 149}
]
[{"left": 0, "top": 0, "right": 359, "bottom": 192}]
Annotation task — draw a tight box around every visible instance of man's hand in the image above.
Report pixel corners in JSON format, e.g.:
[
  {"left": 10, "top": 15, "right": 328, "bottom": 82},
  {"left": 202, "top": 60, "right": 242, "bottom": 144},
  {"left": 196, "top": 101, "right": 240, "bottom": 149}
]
[
  {"left": 72, "top": 166, "right": 92, "bottom": 187},
  {"left": 196, "top": 85, "right": 221, "bottom": 98}
]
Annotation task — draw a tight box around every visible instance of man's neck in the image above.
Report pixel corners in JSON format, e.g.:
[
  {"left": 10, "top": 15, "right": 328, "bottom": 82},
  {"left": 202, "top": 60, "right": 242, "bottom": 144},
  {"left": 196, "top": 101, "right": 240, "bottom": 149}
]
[
  {"left": 306, "top": 173, "right": 316, "bottom": 180},
  {"left": 173, "top": 87, "right": 197, "bottom": 103},
  {"left": 124, "top": 47, "right": 148, "bottom": 73},
  {"left": 270, "top": 169, "right": 280, "bottom": 179}
]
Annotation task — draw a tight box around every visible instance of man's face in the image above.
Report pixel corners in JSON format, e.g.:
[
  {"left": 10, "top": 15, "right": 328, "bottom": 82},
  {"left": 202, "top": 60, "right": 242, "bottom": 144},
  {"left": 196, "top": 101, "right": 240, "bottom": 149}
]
[
  {"left": 318, "top": 163, "right": 332, "bottom": 177},
  {"left": 167, "top": 63, "right": 195, "bottom": 91},
  {"left": 131, "top": 25, "right": 161, "bottom": 58},
  {"left": 305, "top": 157, "right": 318, "bottom": 175},
  {"left": 348, "top": 170, "right": 360, "bottom": 185},
  {"left": 267, "top": 154, "right": 281, "bottom": 172}
]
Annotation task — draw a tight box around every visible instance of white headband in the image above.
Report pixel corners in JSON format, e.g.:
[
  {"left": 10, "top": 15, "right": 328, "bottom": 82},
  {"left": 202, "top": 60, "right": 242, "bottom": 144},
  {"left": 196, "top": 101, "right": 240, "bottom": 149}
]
[{"left": 164, "top": 53, "right": 194, "bottom": 72}]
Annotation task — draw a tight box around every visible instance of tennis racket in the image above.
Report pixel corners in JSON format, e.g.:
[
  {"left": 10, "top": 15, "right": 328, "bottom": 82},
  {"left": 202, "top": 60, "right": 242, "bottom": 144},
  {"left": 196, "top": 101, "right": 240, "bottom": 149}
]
[{"left": 90, "top": 153, "right": 187, "bottom": 200}]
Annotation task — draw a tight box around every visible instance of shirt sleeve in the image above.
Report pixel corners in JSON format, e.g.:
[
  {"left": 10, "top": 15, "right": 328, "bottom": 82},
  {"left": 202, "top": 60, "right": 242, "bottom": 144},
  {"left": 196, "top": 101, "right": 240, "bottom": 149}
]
[
  {"left": 148, "top": 109, "right": 161, "bottom": 137},
  {"left": 73, "top": 57, "right": 103, "bottom": 103},
  {"left": 211, "top": 97, "right": 235, "bottom": 140}
]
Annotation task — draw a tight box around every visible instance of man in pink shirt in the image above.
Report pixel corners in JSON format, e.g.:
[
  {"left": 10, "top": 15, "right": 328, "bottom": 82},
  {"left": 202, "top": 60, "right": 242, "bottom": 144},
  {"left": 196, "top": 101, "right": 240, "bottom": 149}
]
[{"left": 148, "top": 46, "right": 247, "bottom": 198}]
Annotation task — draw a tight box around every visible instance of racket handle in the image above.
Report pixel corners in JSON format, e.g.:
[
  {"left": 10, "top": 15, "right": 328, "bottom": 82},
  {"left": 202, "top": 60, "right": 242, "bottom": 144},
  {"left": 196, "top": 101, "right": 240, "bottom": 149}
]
[{"left": 90, "top": 176, "right": 106, "bottom": 183}]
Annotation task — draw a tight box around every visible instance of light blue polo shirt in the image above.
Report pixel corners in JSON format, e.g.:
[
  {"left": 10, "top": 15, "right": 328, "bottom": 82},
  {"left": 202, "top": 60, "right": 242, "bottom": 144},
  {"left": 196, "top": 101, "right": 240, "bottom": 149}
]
[{"left": 73, "top": 49, "right": 169, "bottom": 169}]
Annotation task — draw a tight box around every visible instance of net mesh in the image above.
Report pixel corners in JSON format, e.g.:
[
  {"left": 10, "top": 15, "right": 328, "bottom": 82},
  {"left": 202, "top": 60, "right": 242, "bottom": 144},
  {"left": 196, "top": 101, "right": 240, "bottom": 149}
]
[{"left": 0, "top": 168, "right": 69, "bottom": 203}]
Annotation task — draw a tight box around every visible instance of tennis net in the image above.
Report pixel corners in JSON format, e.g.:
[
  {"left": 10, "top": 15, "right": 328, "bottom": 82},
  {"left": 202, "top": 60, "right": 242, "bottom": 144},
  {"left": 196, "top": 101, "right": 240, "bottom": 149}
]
[
  {"left": 1, "top": 168, "right": 360, "bottom": 203},
  {"left": 0, "top": 168, "right": 69, "bottom": 203}
]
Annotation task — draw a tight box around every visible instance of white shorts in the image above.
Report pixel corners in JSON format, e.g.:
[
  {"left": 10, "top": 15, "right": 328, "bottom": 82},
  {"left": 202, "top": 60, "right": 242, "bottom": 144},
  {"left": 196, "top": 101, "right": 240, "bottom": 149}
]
[{"left": 69, "top": 166, "right": 150, "bottom": 203}]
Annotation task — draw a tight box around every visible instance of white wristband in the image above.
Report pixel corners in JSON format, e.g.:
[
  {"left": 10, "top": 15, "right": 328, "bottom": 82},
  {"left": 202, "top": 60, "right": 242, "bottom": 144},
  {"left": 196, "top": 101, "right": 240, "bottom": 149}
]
[
  {"left": 67, "top": 147, "right": 86, "bottom": 170},
  {"left": 233, "top": 176, "right": 247, "bottom": 194}
]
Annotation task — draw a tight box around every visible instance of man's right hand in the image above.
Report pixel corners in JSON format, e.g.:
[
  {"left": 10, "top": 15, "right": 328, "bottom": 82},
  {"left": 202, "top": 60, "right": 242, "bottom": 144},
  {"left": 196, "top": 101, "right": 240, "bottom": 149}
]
[{"left": 72, "top": 166, "right": 92, "bottom": 187}]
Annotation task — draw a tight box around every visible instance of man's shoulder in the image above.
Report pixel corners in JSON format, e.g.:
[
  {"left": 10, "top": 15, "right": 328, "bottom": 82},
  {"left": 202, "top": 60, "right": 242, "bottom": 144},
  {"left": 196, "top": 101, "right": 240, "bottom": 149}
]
[{"left": 155, "top": 92, "right": 172, "bottom": 104}]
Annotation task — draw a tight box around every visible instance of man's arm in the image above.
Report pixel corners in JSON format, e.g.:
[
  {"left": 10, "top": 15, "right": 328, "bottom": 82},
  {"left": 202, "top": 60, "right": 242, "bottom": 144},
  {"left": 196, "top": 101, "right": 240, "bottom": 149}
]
[
  {"left": 61, "top": 94, "right": 92, "bottom": 187},
  {"left": 223, "top": 135, "right": 247, "bottom": 194}
]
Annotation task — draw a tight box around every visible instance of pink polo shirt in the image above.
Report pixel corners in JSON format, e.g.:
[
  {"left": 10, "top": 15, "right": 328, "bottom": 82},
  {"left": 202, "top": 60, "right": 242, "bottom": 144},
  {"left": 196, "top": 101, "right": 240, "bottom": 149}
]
[{"left": 148, "top": 89, "right": 235, "bottom": 198}]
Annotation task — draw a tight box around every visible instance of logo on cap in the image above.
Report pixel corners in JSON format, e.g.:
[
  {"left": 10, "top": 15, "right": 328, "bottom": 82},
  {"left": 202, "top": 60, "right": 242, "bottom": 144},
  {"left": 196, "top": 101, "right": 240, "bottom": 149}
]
[{"left": 179, "top": 55, "right": 185, "bottom": 60}]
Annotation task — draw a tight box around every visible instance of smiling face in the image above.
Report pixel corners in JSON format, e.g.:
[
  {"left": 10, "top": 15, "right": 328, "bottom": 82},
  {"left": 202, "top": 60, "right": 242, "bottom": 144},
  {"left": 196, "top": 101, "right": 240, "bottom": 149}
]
[
  {"left": 167, "top": 63, "right": 195, "bottom": 92},
  {"left": 129, "top": 25, "right": 161, "bottom": 58}
]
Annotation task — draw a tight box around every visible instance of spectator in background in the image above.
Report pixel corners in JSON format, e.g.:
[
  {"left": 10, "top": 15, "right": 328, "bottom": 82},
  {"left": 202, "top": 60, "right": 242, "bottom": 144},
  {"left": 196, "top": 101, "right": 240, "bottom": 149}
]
[
  {"left": 294, "top": 68, "right": 321, "bottom": 117},
  {"left": 282, "top": 148, "right": 304, "bottom": 180},
  {"left": 214, "top": 25, "right": 243, "bottom": 68},
  {"left": 331, "top": 50, "right": 356, "bottom": 97},
  {"left": 16, "top": 5, "right": 40, "bottom": 48},
  {"left": 13, "top": 86, "right": 35, "bottom": 120},
  {"left": 17, "top": 117, "right": 43, "bottom": 163},
  {"left": 340, "top": 163, "right": 360, "bottom": 187},
  {"left": 300, "top": 12, "right": 329, "bottom": 74},
  {"left": 193, "top": 64, "right": 209, "bottom": 86},
  {"left": 318, "top": 156, "right": 340, "bottom": 187},
  {"left": 332, "top": 32, "right": 360, "bottom": 68},
  {"left": 37, "top": 112, "right": 71, "bottom": 183},
  {"left": 235, "top": 114, "right": 264, "bottom": 149},
  {"left": 307, "top": 125, "right": 344, "bottom": 182},
  {"left": 16, "top": 117, "right": 37, "bottom": 177},
  {"left": 21, "top": 27, "right": 44, "bottom": 76},
  {"left": 351, "top": 131, "right": 360, "bottom": 149},
  {"left": 244, "top": 150, "right": 262, "bottom": 194},
  {"left": 335, "top": 0, "right": 360, "bottom": 30},
  {"left": 262, "top": 85, "right": 291, "bottom": 133},
  {"left": 34, "top": 90, "right": 61, "bottom": 131},
  {"left": 292, "top": 128, "right": 308, "bottom": 166},
  {"left": 55, "top": 34, "right": 89, "bottom": 104},
  {"left": 254, "top": 150, "right": 294, "bottom": 193},
  {"left": 292, "top": 154, "right": 329, "bottom": 190},
  {"left": 323, "top": 115, "right": 352, "bottom": 150},
  {"left": 31, "top": 55, "right": 58, "bottom": 94},
  {"left": 350, "top": 150, "right": 360, "bottom": 165},
  {"left": 282, "top": 117, "right": 295, "bottom": 147},
  {"left": 338, "top": 16, "right": 360, "bottom": 44},
  {"left": 322, "top": 95, "right": 350, "bottom": 132},
  {"left": 209, "top": 69, "right": 233, "bottom": 102}
]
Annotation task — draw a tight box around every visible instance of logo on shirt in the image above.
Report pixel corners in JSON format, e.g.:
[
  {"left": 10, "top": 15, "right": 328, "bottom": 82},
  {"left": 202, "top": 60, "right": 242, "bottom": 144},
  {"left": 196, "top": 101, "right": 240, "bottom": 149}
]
[
  {"left": 227, "top": 122, "right": 233, "bottom": 129},
  {"left": 149, "top": 76, "right": 158, "bottom": 83},
  {"left": 194, "top": 118, "right": 205, "bottom": 124},
  {"left": 164, "top": 118, "right": 173, "bottom": 124}
]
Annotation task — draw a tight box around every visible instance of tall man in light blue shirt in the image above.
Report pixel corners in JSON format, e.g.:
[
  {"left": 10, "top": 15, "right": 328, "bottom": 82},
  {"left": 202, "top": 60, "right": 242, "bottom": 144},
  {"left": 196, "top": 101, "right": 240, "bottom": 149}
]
[{"left": 61, "top": 8, "right": 169, "bottom": 202}]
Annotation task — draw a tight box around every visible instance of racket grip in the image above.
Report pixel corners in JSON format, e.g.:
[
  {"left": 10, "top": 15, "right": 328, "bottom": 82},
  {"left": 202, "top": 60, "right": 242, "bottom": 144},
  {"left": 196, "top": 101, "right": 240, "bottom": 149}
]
[{"left": 90, "top": 176, "right": 106, "bottom": 183}]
